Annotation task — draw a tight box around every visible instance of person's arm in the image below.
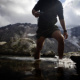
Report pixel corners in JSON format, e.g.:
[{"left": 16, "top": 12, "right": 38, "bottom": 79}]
[
  {"left": 57, "top": 1, "right": 68, "bottom": 39},
  {"left": 32, "top": 0, "right": 41, "bottom": 18},
  {"left": 59, "top": 19, "right": 66, "bottom": 31},
  {"left": 59, "top": 19, "right": 68, "bottom": 39}
]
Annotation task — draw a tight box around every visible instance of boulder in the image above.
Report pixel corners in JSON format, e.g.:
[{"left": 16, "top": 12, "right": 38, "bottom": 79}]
[
  {"left": 0, "top": 38, "right": 36, "bottom": 56},
  {"left": 41, "top": 51, "right": 55, "bottom": 57}
]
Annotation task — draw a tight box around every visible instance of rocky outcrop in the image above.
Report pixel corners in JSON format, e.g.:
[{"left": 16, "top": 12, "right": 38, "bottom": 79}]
[
  {"left": 0, "top": 38, "right": 56, "bottom": 57},
  {"left": 0, "top": 38, "right": 36, "bottom": 56}
]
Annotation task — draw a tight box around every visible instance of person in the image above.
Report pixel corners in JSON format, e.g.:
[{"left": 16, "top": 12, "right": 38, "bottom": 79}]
[{"left": 32, "top": 0, "right": 68, "bottom": 59}]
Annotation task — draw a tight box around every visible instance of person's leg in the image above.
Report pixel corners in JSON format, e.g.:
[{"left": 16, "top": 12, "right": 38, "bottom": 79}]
[
  {"left": 52, "top": 30, "right": 64, "bottom": 59},
  {"left": 34, "top": 36, "right": 45, "bottom": 59}
]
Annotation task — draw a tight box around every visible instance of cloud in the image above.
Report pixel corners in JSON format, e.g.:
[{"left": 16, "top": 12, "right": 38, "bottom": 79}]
[
  {"left": 63, "top": 0, "right": 80, "bottom": 27},
  {"left": 0, "top": 0, "right": 80, "bottom": 28},
  {"left": 0, "top": 0, "right": 37, "bottom": 27}
]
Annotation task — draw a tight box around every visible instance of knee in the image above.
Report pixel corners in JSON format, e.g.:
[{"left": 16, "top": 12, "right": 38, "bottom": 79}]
[{"left": 57, "top": 36, "right": 64, "bottom": 44}]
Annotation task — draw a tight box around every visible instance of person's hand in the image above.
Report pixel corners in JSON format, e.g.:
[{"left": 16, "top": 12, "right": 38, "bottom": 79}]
[
  {"left": 32, "top": 9, "right": 40, "bottom": 18},
  {"left": 34, "top": 12, "right": 40, "bottom": 18},
  {"left": 63, "top": 32, "right": 68, "bottom": 39}
]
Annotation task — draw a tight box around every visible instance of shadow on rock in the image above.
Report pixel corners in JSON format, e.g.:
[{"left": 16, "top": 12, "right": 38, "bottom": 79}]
[
  {"left": 56, "top": 67, "right": 64, "bottom": 80},
  {"left": 0, "top": 66, "right": 26, "bottom": 80},
  {"left": 33, "top": 60, "right": 44, "bottom": 80},
  {"left": 70, "top": 56, "right": 80, "bottom": 80}
]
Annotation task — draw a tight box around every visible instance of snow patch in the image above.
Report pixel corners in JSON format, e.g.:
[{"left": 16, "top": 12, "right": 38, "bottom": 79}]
[{"left": 27, "top": 33, "right": 36, "bottom": 36}]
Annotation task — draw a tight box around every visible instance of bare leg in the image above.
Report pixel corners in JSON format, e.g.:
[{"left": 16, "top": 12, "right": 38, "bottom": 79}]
[
  {"left": 34, "top": 36, "right": 45, "bottom": 59},
  {"left": 52, "top": 30, "right": 64, "bottom": 59}
]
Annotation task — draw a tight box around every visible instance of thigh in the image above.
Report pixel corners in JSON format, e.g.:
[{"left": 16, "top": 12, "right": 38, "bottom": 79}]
[{"left": 52, "top": 30, "right": 64, "bottom": 41}]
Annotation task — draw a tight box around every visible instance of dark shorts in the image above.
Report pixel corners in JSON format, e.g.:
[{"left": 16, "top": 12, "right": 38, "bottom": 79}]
[{"left": 36, "top": 25, "right": 60, "bottom": 39}]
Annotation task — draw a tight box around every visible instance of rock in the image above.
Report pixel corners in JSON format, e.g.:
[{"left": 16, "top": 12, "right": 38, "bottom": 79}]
[
  {"left": 0, "top": 42, "right": 7, "bottom": 45},
  {"left": 41, "top": 51, "right": 55, "bottom": 57},
  {"left": 0, "top": 38, "right": 36, "bottom": 56}
]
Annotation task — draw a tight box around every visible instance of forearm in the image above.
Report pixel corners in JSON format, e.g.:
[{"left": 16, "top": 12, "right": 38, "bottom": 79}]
[
  {"left": 59, "top": 19, "right": 67, "bottom": 31},
  {"left": 59, "top": 19, "right": 68, "bottom": 39}
]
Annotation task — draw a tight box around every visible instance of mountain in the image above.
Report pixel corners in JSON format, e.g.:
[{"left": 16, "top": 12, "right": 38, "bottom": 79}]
[
  {"left": 0, "top": 23, "right": 80, "bottom": 53},
  {"left": 0, "top": 23, "right": 37, "bottom": 42},
  {"left": 67, "top": 26, "right": 80, "bottom": 49}
]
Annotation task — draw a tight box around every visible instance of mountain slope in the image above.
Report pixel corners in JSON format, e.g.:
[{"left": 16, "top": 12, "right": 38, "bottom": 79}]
[{"left": 0, "top": 23, "right": 80, "bottom": 53}]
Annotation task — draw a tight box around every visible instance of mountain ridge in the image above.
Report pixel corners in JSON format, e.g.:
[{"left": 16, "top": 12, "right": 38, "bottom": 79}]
[{"left": 0, "top": 23, "right": 80, "bottom": 53}]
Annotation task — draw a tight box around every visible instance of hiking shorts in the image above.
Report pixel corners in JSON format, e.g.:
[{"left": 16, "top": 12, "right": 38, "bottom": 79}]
[{"left": 36, "top": 25, "right": 60, "bottom": 39}]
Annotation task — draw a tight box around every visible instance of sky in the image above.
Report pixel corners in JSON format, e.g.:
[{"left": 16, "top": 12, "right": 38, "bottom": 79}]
[{"left": 0, "top": 0, "right": 80, "bottom": 28}]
